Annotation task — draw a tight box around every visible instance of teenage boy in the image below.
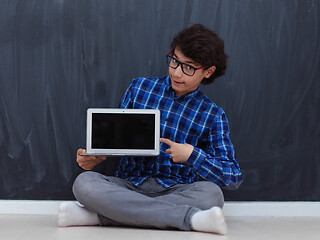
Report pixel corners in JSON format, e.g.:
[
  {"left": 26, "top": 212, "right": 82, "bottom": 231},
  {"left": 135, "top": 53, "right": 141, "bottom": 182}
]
[{"left": 58, "top": 24, "right": 243, "bottom": 235}]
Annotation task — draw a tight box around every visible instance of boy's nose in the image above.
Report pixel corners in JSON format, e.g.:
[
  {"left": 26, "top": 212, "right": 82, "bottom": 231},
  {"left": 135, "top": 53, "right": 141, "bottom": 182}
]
[{"left": 173, "top": 64, "right": 184, "bottom": 77}]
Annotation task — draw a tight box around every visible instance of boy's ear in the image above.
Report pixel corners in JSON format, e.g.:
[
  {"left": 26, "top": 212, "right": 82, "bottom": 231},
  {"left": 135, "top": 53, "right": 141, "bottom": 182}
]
[{"left": 204, "top": 66, "right": 216, "bottom": 78}]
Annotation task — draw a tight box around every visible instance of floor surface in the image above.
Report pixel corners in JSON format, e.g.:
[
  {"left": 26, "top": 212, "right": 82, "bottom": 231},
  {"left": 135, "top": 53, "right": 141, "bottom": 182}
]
[{"left": 0, "top": 215, "right": 319, "bottom": 240}]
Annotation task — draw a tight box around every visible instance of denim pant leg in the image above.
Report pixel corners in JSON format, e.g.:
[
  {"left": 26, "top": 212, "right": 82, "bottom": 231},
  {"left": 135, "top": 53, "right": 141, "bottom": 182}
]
[
  {"left": 72, "top": 172, "right": 198, "bottom": 230},
  {"left": 155, "top": 181, "right": 224, "bottom": 210}
]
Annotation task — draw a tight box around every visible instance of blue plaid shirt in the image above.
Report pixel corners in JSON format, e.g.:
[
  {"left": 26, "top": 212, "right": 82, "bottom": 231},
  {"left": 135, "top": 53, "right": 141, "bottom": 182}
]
[{"left": 115, "top": 76, "right": 243, "bottom": 190}]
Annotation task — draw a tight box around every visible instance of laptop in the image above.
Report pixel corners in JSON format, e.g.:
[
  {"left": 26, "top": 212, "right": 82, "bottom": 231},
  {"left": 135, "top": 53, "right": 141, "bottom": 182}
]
[{"left": 81, "top": 108, "right": 160, "bottom": 157}]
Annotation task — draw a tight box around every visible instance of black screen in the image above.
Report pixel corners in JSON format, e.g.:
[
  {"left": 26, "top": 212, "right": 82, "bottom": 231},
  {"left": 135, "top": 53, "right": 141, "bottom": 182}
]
[{"left": 92, "top": 113, "right": 155, "bottom": 149}]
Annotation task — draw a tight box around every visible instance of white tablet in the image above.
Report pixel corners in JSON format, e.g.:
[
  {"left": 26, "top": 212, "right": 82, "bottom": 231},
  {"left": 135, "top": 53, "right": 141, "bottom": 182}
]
[{"left": 81, "top": 108, "right": 160, "bottom": 157}]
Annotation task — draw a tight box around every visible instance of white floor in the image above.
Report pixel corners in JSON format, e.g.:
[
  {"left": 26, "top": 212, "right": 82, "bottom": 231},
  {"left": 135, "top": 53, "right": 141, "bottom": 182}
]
[{"left": 0, "top": 214, "right": 319, "bottom": 240}]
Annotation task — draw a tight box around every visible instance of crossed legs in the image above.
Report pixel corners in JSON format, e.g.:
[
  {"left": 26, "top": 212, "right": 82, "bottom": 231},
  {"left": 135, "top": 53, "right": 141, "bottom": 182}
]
[{"left": 58, "top": 172, "right": 227, "bottom": 235}]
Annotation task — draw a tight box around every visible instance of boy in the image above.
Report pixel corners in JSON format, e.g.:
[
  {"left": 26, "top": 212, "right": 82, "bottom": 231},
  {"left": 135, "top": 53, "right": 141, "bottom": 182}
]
[{"left": 58, "top": 24, "right": 242, "bottom": 235}]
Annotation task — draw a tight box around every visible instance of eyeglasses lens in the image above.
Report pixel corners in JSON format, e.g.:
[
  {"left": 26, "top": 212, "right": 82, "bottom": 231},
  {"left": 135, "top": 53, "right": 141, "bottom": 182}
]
[
  {"left": 182, "top": 65, "right": 195, "bottom": 76},
  {"left": 167, "top": 56, "right": 176, "bottom": 67}
]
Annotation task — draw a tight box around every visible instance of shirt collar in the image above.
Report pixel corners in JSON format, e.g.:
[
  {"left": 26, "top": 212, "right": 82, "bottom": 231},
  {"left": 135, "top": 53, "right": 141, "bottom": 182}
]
[{"left": 165, "top": 76, "right": 201, "bottom": 101}]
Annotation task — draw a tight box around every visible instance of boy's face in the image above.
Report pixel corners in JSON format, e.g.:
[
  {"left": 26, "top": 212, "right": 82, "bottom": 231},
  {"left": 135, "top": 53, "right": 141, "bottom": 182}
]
[{"left": 168, "top": 48, "right": 215, "bottom": 96}]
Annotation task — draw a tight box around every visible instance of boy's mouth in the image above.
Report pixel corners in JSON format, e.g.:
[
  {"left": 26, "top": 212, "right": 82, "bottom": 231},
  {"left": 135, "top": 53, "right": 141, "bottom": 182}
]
[{"left": 172, "top": 79, "right": 184, "bottom": 85}]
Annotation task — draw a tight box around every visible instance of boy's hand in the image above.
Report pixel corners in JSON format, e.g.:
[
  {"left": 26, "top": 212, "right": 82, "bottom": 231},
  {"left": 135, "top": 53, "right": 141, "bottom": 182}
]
[
  {"left": 159, "top": 138, "right": 194, "bottom": 163},
  {"left": 76, "top": 149, "right": 107, "bottom": 170}
]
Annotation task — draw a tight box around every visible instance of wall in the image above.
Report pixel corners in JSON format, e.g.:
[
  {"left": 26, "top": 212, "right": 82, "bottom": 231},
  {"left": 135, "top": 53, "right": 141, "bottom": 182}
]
[{"left": 0, "top": 0, "right": 319, "bottom": 200}]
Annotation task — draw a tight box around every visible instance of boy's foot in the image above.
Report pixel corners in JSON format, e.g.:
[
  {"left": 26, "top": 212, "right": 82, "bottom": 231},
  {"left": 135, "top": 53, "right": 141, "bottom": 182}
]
[
  {"left": 58, "top": 202, "right": 100, "bottom": 227},
  {"left": 191, "top": 206, "right": 227, "bottom": 235}
]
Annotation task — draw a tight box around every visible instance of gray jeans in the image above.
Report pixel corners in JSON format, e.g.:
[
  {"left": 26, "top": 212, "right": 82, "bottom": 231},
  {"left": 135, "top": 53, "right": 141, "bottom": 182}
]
[{"left": 73, "top": 171, "right": 224, "bottom": 231}]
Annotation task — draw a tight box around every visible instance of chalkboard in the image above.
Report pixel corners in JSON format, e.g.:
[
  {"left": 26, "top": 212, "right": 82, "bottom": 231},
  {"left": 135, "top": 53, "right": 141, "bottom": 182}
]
[{"left": 0, "top": 0, "right": 319, "bottom": 201}]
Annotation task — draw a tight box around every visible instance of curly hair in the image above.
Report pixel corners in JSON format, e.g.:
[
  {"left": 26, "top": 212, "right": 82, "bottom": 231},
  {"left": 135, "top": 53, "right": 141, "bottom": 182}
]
[{"left": 170, "top": 24, "right": 228, "bottom": 84}]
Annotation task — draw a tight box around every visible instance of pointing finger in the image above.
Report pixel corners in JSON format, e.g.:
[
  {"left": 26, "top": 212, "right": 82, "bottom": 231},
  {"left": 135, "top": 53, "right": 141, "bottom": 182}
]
[{"left": 159, "top": 138, "right": 174, "bottom": 146}]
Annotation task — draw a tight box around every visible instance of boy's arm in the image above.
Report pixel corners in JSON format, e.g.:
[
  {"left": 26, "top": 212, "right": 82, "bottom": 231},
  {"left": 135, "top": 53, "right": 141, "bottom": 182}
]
[{"left": 187, "top": 112, "right": 243, "bottom": 190}]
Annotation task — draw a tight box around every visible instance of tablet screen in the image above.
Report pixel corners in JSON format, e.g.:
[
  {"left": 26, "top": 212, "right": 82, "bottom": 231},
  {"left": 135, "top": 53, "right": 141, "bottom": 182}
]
[{"left": 91, "top": 113, "right": 155, "bottom": 149}]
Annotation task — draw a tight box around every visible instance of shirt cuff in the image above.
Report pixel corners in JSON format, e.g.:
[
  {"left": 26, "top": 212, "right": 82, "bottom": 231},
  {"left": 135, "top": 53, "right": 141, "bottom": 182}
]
[{"left": 186, "top": 147, "right": 206, "bottom": 170}]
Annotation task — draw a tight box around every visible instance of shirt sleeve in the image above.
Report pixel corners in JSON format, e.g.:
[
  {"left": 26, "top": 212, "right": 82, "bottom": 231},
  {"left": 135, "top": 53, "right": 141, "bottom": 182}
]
[
  {"left": 186, "top": 111, "right": 243, "bottom": 190},
  {"left": 119, "top": 80, "right": 134, "bottom": 109}
]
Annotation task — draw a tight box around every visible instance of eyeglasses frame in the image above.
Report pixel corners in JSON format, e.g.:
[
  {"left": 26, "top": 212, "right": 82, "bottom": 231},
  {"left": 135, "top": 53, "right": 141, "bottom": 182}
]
[{"left": 166, "top": 49, "right": 209, "bottom": 76}]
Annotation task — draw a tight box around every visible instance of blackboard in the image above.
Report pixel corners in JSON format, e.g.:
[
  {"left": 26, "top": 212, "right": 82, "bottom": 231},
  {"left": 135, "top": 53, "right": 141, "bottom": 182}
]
[{"left": 0, "top": 0, "right": 319, "bottom": 201}]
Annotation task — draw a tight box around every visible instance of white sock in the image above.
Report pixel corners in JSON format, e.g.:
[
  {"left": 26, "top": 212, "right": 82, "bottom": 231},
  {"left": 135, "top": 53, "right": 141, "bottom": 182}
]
[
  {"left": 58, "top": 202, "right": 100, "bottom": 227},
  {"left": 190, "top": 206, "right": 227, "bottom": 235}
]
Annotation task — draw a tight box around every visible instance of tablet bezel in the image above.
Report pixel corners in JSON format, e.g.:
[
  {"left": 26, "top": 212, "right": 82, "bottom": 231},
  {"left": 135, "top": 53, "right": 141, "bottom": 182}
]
[{"left": 85, "top": 108, "right": 160, "bottom": 156}]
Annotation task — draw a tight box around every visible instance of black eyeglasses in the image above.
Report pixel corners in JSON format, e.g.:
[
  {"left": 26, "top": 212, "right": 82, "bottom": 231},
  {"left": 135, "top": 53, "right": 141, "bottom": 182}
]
[{"left": 166, "top": 50, "right": 208, "bottom": 76}]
